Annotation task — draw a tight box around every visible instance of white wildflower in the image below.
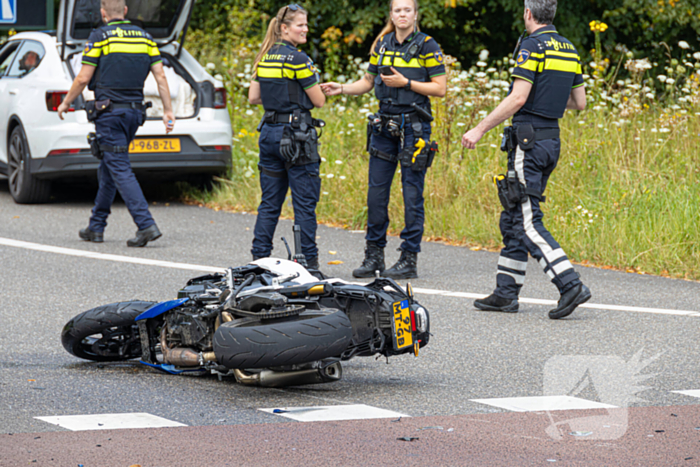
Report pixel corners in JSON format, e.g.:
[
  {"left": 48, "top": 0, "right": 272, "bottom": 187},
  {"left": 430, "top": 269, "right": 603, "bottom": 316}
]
[
  {"left": 245, "top": 109, "right": 254, "bottom": 116},
  {"left": 206, "top": 62, "right": 216, "bottom": 70},
  {"left": 476, "top": 61, "right": 487, "bottom": 67},
  {"left": 479, "top": 49, "right": 489, "bottom": 61},
  {"left": 678, "top": 41, "right": 690, "bottom": 49}
]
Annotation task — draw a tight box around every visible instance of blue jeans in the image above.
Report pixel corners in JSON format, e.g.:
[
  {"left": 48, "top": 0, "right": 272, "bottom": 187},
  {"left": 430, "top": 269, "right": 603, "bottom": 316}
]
[
  {"left": 366, "top": 121, "right": 431, "bottom": 253},
  {"left": 495, "top": 135, "right": 581, "bottom": 299},
  {"left": 251, "top": 124, "right": 321, "bottom": 259},
  {"left": 89, "top": 109, "right": 154, "bottom": 233}
]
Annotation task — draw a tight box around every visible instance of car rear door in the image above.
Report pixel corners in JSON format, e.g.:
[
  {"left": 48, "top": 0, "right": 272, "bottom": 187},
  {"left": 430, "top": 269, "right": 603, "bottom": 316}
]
[
  {"left": 0, "top": 40, "right": 23, "bottom": 166},
  {"left": 57, "top": 0, "right": 195, "bottom": 53}
]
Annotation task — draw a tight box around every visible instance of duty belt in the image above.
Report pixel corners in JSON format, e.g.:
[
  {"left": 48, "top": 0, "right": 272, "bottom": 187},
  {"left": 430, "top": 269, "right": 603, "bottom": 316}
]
[
  {"left": 258, "top": 110, "right": 325, "bottom": 131},
  {"left": 111, "top": 102, "right": 149, "bottom": 110},
  {"left": 502, "top": 125, "right": 560, "bottom": 152}
]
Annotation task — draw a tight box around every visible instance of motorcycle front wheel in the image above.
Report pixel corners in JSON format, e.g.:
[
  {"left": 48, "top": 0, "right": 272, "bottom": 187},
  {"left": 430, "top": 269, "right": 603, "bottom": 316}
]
[
  {"left": 213, "top": 310, "right": 353, "bottom": 370},
  {"left": 61, "top": 301, "right": 156, "bottom": 362}
]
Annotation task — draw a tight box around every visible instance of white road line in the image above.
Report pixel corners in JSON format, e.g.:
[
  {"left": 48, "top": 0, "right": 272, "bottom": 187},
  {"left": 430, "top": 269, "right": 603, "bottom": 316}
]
[
  {"left": 470, "top": 395, "right": 618, "bottom": 412},
  {"left": 35, "top": 413, "right": 187, "bottom": 431},
  {"left": 0, "top": 237, "right": 224, "bottom": 273},
  {"left": 2, "top": 236, "right": 698, "bottom": 318}
]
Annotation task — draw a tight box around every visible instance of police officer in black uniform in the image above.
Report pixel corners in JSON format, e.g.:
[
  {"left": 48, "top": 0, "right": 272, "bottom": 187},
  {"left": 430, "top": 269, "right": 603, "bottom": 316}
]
[
  {"left": 322, "top": 0, "right": 446, "bottom": 280},
  {"left": 462, "top": 0, "right": 590, "bottom": 319},
  {"left": 58, "top": 0, "right": 174, "bottom": 247},
  {"left": 248, "top": 4, "right": 326, "bottom": 269}
]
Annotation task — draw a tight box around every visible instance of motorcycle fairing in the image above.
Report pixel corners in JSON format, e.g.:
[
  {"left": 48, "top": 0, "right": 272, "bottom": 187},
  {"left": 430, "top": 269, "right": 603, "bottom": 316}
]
[{"left": 135, "top": 298, "right": 190, "bottom": 321}]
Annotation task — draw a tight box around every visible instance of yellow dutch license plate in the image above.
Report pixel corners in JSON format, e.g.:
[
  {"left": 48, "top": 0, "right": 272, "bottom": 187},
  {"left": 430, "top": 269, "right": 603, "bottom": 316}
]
[
  {"left": 129, "top": 138, "right": 181, "bottom": 153},
  {"left": 391, "top": 300, "right": 413, "bottom": 350}
]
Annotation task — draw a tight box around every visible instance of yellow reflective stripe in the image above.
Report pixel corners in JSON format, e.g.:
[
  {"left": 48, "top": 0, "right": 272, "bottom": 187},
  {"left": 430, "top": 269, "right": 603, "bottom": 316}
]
[
  {"left": 530, "top": 52, "right": 545, "bottom": 59},
  {"left": 544, "top": 58, "right": 579, "bottom": 73},
  {"left": 379, "top": 57, "right": 421, "bottom": 68},
  {"left": 576, "top": 63, "right": 582, "bottom": 74},
  {"left": 370, "top": 55, "right": 379, "bottom": 65},
  {"left": 285, "top": 62, "right": 308, "bottom": 69},
  {"left": 296, "top": 68, "right": 314, "bottom": 79},
  {"left": 256, "top": 67, "right": 295, "bottom": 79},
  {"left": 546, "top": 50, "right": 579, "bottom": 60},
  {"left": 102, "top": 43, "right": 151, "bottom": 54},
  {"left": 421, "top": 58, "right": 441, "bottom": 68},
  {"left": 516, "top": 60, "right": 540, "bottom": 72},
  {"left": 84, "top": 48, "right": 101, "bottom": 58}
]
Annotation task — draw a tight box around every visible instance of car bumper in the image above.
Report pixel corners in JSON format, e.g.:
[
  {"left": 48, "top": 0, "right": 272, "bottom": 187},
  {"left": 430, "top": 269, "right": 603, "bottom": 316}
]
[{"left": 31, "top": 146, "right": 231, "bottom": 180}]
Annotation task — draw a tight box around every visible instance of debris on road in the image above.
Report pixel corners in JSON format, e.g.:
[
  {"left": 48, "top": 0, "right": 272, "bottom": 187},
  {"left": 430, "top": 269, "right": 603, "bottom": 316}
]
[{"left": 397, "top": 437, "right": 419, "bottom": 442}]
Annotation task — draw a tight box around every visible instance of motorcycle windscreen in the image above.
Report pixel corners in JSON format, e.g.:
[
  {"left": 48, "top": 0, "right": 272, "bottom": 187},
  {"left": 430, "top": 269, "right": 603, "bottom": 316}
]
[{"left": 59, "top": 0, "right": 193, "bottom": 44}]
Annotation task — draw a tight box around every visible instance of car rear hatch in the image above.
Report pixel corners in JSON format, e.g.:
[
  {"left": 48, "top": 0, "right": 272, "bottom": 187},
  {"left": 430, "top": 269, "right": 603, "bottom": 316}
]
[{"left": 57, "top": 0, "right": 194, "bottom": 51}]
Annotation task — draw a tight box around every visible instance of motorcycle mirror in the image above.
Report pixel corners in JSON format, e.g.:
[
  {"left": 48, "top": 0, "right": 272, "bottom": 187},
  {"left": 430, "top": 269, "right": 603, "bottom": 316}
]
[{"left": 281, "top": 237, "right": 292, "bottom": 260}]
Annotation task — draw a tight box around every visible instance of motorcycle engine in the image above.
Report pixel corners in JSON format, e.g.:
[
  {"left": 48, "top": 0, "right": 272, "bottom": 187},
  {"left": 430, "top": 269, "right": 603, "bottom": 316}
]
[{"left": 164, "top": 306, "right": 213, "bottom": 351}]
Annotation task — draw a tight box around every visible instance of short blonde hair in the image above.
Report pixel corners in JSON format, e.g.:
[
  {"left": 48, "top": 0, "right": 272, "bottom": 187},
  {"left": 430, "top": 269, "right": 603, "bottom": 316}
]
[{"left": 101, "top": 0, "right": 126, "bottom": 17}]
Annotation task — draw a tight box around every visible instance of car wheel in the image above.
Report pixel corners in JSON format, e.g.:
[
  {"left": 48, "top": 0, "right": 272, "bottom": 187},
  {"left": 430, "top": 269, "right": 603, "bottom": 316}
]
[{"left": 7, "top": 125, "right": 51, "bottom": 204}]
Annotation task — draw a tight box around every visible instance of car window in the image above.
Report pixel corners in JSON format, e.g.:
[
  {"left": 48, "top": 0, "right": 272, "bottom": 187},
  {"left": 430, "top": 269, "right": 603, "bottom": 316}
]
[
  {"left": 0, "top": 41, "right": 22, "bottom": 77},
  {"left": 6, "top": 41, "right": 46, "bottom": 78}
]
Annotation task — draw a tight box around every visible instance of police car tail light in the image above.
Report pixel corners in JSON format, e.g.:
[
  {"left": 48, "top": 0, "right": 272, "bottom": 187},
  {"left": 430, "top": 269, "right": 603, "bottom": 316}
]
[
  {"left": 46, "top": 91, "right": 74, "bottom": 112},
  {"left": 214, "top": 88, "right": 227, "bottom": 109}
]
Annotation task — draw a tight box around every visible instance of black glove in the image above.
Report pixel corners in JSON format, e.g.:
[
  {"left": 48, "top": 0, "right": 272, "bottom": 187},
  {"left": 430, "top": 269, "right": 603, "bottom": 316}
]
[{"left": 279, "top": 126, "right": 298, "bottom": 163}]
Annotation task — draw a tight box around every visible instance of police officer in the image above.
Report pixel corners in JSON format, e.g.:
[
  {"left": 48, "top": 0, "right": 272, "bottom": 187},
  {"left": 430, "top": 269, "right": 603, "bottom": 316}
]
[
  {"left": 58, "top": 0, "right": 174, "bottom": 247},
  {"left": 248, "top": 4, "right": 326, "bottom": 269},
  {"left": 462, "top": 0, "right": 590, "bottom": 319},
  {"left": 321, "top": 0, "right": 446, "bottom": 279}
]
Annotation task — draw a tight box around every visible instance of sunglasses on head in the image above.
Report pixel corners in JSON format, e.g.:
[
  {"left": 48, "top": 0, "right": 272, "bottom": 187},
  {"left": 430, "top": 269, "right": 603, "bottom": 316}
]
[{"left": 282, "top": 4, "right": 302, "bottom": 20}]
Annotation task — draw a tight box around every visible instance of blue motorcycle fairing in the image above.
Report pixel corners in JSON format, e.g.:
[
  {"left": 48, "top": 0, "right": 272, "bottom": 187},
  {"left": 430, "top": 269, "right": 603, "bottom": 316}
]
[
  {"left": 135, "top": 298, "right": 189, "bottom": 321},
  {"left": 140, "top": 361, "right": 206, "bottom": 375}
]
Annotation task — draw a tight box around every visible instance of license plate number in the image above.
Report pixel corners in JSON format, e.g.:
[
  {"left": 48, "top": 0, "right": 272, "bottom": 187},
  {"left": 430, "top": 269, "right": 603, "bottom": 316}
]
[
  {"left": 391, "top": 300, "right": 413, "bottom": 350},
  {"left": 129, "top": 138, "right": 181, "bottom": 153}
]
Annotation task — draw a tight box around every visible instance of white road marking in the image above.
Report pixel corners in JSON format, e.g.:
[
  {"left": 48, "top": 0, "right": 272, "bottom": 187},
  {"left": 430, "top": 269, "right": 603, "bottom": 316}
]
[
  {"left": 1, "top": 236, "right": 698, "bottom": 318},
  {"left": 671, "top": 390, "right": 700, "bottom": 398},
  {"left": 35, "top": 413, "right": 187, "bottom": 431},
  {"left": 470, "top": 395, "right": 618, "bottom": 412},
  {"left": 0, "top": 237, "right": 224, "bottom": 273},
  {"left": 259, "top": 404, "right": 408, "bottom": 422}
]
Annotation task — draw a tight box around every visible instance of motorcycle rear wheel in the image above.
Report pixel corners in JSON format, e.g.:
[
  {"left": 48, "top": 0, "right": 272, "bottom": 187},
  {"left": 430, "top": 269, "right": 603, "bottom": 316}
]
[
  {"left": 213, "top": 310, "right": 353, "bottom": 370},
  {"left": 61, "top": 301, "right": 156, "bottom": 362}
]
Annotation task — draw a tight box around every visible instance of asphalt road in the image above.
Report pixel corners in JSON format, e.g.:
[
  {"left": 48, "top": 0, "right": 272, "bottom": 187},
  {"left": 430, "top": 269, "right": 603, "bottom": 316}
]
[{"left": 1, "top": 179, "right": 698, "bottom": 466}]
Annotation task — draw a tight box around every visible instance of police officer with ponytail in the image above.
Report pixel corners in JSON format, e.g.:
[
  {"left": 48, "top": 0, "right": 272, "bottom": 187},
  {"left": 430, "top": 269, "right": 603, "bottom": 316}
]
[
  {"left": 322, "top": 0, "right": 446, "bottom": 280},
  {"left": 249, "top": 4, "right": 326, "bottom": 269}
]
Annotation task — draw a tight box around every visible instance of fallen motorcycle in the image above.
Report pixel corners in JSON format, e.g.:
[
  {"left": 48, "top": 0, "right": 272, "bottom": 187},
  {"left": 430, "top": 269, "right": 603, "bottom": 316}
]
[{"left": 61, "top": 228, "right": 430, "bottom": 387}]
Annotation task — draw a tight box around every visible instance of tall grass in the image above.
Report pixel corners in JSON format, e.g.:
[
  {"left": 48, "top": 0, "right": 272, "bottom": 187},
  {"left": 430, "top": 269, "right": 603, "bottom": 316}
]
[{"left": 187, "top": 30, "right": 700, "bottom": 280}]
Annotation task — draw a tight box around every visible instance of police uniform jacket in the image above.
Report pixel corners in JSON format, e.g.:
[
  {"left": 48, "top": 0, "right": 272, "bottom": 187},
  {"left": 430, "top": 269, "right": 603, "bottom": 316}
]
[
  {"left": 254, "top": 41, "right": 320, "bottom": 114},
  {"left": 368, "top": 31, "right": 446, "bottom": 116},
  {"left": 82, "top": 20, "right": 162, "bottom": 103},
  {"left": 510, "top": 25, "right": 583, "bottom": 127}
]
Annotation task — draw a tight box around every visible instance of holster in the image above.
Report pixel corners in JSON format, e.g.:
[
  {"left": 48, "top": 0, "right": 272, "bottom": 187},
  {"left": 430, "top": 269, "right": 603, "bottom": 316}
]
[
  {"left": 399, "top": 138, "right": 438, "bottom": 172},
  {"left": 279, "top": 125, "right": 320, "bottom": 167},
  {"left": 87, "top": 132, "right": 103, "bottom": 160},
  {"left": 85, "top": 99, "right": 112, "bottom": 122}
]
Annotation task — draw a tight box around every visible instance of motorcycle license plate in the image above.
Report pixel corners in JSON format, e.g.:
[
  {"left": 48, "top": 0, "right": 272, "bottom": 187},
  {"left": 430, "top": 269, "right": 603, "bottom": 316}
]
[
  {"left": 391, "top": 300, "right": 413, "bottom": 351},
  {"left": 129, "top": 138, "right": 181, "bottom": 153}
]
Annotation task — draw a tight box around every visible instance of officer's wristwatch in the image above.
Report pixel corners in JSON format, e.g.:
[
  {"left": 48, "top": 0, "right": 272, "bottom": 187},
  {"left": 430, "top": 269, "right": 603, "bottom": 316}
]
[{"left": 404, "top": 79, "right": 412, "bottom": 91}]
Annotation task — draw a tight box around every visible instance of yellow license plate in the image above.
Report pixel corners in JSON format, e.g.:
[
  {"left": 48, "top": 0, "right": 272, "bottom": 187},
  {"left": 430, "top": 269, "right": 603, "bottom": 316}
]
[
  {"left": 391, "top": 300, "right": 413, "bottom": 350},
  {"left": 129, "top": 138, "right": 181, "bottom": 153}
]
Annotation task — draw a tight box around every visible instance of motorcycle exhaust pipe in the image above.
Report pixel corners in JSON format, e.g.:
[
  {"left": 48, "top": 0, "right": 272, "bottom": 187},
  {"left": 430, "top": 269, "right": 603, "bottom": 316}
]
[
  {"left": 160, "top": 328, "right": 216, "bottom": 367},
  {"left": 233, "top": 362, "right": 343, "bottom": 387}
]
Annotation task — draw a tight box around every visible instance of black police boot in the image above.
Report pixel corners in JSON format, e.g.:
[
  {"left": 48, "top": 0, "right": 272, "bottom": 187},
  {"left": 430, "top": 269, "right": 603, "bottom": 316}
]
[
  {"left": 252, "top": 255, "right": 268, "bottom": 261},
  {"left": 381, "top": 249, "right": 417, "bottom": 280},
  {"left": 126, "top": 224, "right": 162, "bottom": 248},
  {"left": 305, "top": 256, "right": 319, "bottom": 270},
  {"left": 79, "top": 227, "right": 103, "bottom": 243},
  {"left": 548, "top": 283, "right": 591, "bottom": 320},
  {"left": 352, "top": 242, "right": 385, "bottom": 278},
  {"left": 474, "top": 293, "right": 519, "bottom": 313}
]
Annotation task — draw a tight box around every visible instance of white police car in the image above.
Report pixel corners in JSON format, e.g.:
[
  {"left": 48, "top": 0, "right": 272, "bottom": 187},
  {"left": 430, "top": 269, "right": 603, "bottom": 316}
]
[{"left": 0, "top": 0, "right": 232, "bottom": 203}]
